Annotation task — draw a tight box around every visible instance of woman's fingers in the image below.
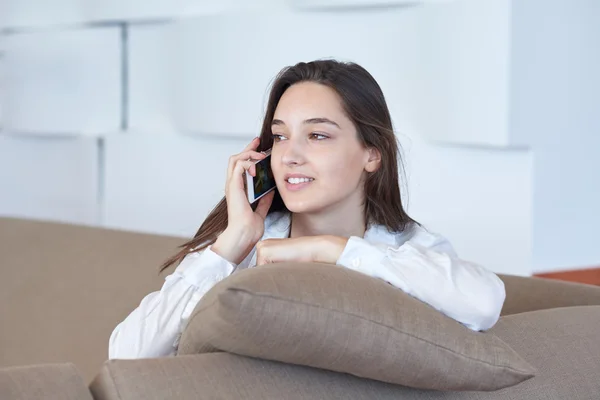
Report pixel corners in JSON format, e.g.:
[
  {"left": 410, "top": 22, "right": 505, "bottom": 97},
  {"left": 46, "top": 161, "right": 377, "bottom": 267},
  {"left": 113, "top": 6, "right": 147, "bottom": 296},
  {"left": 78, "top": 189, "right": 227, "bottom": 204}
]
[
  {"left": 243, "top": 137, "right": 260, "bottom": 151},
  {"left": 227, "top": 136, "right": 260, "bottom": 178},
  {"left": 255, "top": 240, "right": 271, "bottom": 266},
  {"left": 228, "top": 159, "right": 255, "bottom": 193},
  {"left": 239, "top": 150, "right": 266, "bottom": 162},
  {"left": 227, "top": 150, "right": 266, "bottom": 180},
  {"left": 226, "top": 136, "right": 264, "bottom": 181},
  {"left": 224, "top": 137, "right": 274, "bottom": 217}
]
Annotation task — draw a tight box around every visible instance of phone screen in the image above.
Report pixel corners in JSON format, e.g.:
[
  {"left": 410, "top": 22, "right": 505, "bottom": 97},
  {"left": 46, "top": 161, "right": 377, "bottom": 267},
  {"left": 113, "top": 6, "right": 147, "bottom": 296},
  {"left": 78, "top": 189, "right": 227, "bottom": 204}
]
[{"left": 253, "top": 155, "right": 276, "bottom": 198}]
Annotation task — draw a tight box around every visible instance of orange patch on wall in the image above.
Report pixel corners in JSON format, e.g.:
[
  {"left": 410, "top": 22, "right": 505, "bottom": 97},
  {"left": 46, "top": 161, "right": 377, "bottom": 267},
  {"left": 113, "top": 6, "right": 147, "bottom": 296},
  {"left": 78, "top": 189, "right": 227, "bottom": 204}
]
[{"left": 535, "top": 267, "right": 600, "bottom": 286}]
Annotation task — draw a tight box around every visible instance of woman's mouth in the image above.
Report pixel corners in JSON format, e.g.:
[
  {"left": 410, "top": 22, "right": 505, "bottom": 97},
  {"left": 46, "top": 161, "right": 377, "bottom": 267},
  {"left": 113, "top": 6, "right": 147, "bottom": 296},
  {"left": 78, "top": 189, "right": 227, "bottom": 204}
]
[
  {"left": 284, "top": 177, "right": 314, "bottom": 191},
  {"left": 286, "top": 177, "right": 314, "bottom": 184}
]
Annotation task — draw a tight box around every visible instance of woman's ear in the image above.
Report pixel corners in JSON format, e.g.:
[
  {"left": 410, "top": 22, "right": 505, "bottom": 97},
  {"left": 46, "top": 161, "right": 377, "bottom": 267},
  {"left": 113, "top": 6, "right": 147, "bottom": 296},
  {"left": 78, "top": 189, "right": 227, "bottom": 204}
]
[{"left": 365, "top": 147, "right": 382, "bottom": 173}]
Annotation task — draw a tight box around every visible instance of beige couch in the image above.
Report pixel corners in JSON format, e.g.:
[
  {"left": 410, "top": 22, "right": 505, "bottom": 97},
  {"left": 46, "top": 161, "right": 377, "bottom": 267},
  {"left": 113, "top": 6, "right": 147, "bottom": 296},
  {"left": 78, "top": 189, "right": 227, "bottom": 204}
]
[{"left": 1, "top": 216, "right": 600, "bottom": 399}]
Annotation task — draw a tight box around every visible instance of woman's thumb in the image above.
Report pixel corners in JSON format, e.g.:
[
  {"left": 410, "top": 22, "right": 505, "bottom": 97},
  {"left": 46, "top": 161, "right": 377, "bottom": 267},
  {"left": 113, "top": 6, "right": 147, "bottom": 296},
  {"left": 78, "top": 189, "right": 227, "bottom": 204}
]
[{"left": 255, "top": 190, "right": 275, "bottom": 218}]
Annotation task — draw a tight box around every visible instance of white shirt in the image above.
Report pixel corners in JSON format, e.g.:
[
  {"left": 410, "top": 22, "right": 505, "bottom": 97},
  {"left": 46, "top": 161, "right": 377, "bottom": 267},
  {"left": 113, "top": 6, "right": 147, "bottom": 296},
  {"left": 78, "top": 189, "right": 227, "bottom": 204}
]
[{"left": 109, "top": 212, "right": 506, "bottom": 360}]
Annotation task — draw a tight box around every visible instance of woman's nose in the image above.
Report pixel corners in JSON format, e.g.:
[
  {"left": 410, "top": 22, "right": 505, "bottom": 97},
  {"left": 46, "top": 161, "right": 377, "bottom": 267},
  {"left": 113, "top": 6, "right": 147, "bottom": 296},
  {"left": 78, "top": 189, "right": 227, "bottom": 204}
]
[{"left": 281, "top": 138, "right": 306, "bottom": 166}]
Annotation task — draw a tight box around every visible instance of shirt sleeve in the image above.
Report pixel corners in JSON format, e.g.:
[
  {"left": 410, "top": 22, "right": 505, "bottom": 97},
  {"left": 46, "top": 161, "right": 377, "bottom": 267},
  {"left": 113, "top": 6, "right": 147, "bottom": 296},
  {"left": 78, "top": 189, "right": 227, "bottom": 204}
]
[
  {"left": 335, "top": 231, "right": 506, "bottom": 332},
  {"left": 108, "top": 246, "right": 235, "bottom": 360}
]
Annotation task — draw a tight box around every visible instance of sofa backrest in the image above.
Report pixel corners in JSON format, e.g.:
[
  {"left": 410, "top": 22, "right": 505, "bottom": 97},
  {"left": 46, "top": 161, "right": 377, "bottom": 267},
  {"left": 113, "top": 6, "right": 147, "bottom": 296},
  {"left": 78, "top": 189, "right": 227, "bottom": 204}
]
[
  {"left": 498, "top": 272, "right": 600, "bottom": 315},
  {"left": 0, "top": 217, "right": 184, "bottom": 383}
]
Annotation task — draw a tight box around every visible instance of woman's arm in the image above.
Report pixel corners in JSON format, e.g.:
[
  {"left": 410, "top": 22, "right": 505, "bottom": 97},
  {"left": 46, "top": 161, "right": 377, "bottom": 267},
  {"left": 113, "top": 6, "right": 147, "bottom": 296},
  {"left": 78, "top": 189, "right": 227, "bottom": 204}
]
[
  {"left": 254, "top": 229, "right": 504, "bottom": 331},
  {"left": 335, "top": 232, "right": 506, "bottom": 332},
  {"left": 110, "top": 138, "right": 276, "bottom": 359},
  {"left": 108, "top": 247, "right": 236, "bottom": 359}
]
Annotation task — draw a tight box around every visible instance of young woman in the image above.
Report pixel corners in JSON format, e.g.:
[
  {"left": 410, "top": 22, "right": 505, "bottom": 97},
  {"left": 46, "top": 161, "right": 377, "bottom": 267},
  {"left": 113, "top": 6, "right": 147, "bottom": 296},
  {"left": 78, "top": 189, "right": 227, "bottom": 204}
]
[{"left": 109, "top": 60, "right": 506, "bottom": 360}]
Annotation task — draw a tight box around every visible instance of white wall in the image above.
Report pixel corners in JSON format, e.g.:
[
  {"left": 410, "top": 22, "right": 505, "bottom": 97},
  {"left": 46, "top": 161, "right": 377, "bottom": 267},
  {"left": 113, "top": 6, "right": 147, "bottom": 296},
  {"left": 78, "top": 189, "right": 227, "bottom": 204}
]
[
  {"left": 1, "top": 26, "right": 121, "bottom": 135},
  {"left": 8, "top": 0, "right": 586, "bottom": 277},
  {"left": 0, "top": 134, "right": 100, "bottom": 225},
  {"left": 403, "top": 134, "right": 532, "bottom": 276},
  {"left": 292, "top": 0, "right": 444, "bottom": 10},
  {"left": 0, "top": 0, "right": 288, "bottom": 28},
  {"left": 102, "top": 134, "right": 248, "bottom": 237},
  {"left": 170, "top": 10, "right": 421, "bottom": 136},
  {"left": 510, "top": 0, "right": 600, "bottom": 272},
  {"left": 128, "top": 23, "right": 175, "bottom": 135},
  {"left": 0, "top": 0, "right": 85, "bottom": 28},
  {"left": 411, "top": 0, "right": 514, "bottom": 147}
]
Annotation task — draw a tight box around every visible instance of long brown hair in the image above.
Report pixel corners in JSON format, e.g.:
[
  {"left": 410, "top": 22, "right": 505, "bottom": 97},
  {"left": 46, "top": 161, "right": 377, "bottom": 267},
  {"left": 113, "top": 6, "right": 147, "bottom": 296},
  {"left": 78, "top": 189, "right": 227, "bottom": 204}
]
[{"left": 160, "top": 59, "right": 416, "bottom": 272}]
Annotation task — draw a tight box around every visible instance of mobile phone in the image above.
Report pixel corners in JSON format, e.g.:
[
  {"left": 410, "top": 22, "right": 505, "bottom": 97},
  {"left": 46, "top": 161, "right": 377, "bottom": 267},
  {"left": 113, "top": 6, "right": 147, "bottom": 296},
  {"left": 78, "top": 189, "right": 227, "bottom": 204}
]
[{"left": 245, "top": 149, "right": 276, "bottom": 204}]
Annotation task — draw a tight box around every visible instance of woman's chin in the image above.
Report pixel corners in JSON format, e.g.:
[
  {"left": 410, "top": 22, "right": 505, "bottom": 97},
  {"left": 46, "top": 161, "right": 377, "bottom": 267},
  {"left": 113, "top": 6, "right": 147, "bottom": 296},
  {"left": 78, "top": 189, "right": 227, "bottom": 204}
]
[{"left": 281, "top": 198, "right": 323, "bottom": 214}]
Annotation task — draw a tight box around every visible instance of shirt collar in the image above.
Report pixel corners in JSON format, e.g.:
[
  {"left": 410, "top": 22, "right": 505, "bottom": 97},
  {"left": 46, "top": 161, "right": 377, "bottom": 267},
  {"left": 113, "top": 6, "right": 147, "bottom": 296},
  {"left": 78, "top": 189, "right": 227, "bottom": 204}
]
[{"left": 262, "top": 212, "right": 291, "bottom": 240}]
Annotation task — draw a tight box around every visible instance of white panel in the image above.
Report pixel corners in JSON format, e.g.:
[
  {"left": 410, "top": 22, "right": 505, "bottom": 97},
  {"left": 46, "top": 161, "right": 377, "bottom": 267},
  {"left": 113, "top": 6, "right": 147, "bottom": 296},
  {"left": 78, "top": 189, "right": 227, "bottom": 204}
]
[
  {"left": 2, "top": 27, "right": 121, "bottom": 135},
  {"left": 0, "top": 0, "right": 289, "bottom": 28},
  {"left": 292, "top": 0, "right": 447, "bottom": 10},
  {"left": 128, "top": 23, "right": 176, "bottom": 135},
  {"left": 103, "top": 134, "right": 249, "bottom": 237},
  {"left": 0, "top": 51, "right": 5, "bottom": 129},
  {"left": 0, "top": 134, "right": 99, "bottom": 225},
  {"left": 1, "top": 0, "right": 85, "bottom": 29},
  {"left": 404, "top": 133, "right": 533, "bottom": 276},
  {"left": 511, "top": 0, "right": 600, "bottom": 273},
  {"left": 412, "top": 0, "right": 512, "bottom": 147},
  {"left": 88, "top": 0, "right": 287, "bottom": 22},
  {"left": 0, "top": 1, "right": 6, "bottom": 28},
  {"left": 171, "top": 9, "right": 420, "bottom": 136}
]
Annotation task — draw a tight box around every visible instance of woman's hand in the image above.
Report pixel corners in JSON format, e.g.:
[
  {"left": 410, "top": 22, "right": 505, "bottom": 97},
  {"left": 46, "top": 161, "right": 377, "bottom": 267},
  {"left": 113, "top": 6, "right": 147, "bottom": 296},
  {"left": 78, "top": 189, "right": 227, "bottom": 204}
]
[
  {"left": 256, "top": 235, "right": 349, "bottom": 266},
  {"left": 212, "top": 137, "right": 275, "bottom": 265}
]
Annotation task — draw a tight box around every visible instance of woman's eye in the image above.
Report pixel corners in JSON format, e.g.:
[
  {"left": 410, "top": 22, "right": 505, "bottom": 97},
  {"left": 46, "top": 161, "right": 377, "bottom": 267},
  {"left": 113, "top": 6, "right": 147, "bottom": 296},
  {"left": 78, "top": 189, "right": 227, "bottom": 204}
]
[
  {"left": 310, "top": 133, "right": 329, "bottom": 140},
  {"left": 272, "top": 134, "right": 287, "bottom": 142}
]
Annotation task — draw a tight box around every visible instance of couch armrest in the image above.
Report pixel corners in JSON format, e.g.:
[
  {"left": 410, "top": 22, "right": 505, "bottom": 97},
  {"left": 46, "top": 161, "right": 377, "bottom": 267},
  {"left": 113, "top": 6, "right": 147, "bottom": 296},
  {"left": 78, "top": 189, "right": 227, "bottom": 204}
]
[
  {"left": 498, "top": 273, "right": 600, "bottom": 315},
  {"left": 0, "top": 363, "right": 92, "bottom": 400},
  {"left": 90, "top": 353, "right": 415, "bottom": 400}
]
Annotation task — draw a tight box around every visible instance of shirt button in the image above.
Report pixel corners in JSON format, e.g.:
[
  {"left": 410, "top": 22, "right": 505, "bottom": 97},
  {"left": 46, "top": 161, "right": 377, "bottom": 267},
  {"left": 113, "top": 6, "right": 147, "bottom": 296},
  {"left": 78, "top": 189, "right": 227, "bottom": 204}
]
[{"left": 352, "top": 258, "right": 361, "bottom": 268}]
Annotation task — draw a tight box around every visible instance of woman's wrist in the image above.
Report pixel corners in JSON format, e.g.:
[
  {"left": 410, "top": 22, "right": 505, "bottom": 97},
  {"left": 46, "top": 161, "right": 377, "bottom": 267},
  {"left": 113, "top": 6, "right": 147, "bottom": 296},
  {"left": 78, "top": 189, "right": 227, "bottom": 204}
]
[
  {"left": 213, "top": 228, "right": 257, "bottom": 265},
  {"left": 314, "top": 235, "right": 349, "bottom": 264}
]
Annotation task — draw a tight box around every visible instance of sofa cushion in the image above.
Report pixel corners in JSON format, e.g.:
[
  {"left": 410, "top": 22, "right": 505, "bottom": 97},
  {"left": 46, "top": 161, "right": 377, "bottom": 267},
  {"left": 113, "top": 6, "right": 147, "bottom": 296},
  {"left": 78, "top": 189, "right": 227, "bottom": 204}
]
[
  {"left": 0, "top": 363, "right": 92, "bottom": 400},
  {"left": 178, "top": 262, "right": 536, "bottom": 391},
  {"left": 95, "top": 303, "right": 600, "bottom": 400}
]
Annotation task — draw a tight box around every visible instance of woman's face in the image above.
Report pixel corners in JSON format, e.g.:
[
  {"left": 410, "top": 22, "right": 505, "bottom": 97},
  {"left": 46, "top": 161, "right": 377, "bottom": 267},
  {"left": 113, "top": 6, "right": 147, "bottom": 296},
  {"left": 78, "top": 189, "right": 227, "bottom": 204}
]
[{"left": 270, "top": 82, "right": 377, "bottom": 215}]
